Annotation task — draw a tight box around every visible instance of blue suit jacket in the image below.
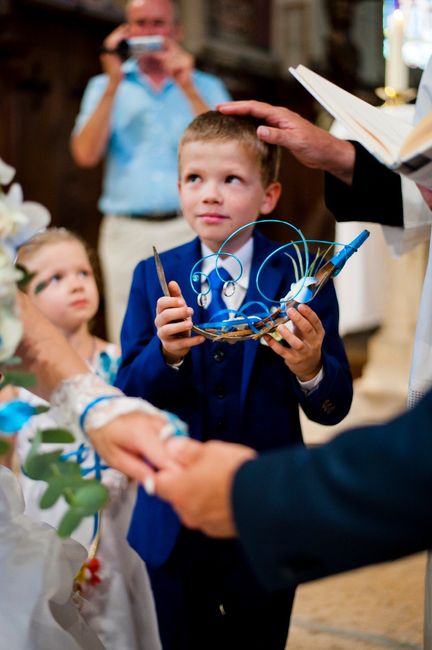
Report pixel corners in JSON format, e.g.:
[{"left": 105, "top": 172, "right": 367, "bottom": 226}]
[
  {"left": 116, "top": 231, "right": 353, "bottom": 567},
  {"left": 233, "top": 389, "right": 432, "bottom": 591}
]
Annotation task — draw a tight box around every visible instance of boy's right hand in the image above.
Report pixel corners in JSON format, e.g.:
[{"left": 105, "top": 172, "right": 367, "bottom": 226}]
[{"left": 155, "top": 281, "right": 205, "bottom": 365}]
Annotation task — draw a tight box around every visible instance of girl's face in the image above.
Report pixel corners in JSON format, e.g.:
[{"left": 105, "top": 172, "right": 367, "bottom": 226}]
[{"left": 27, "top": 240, "right": 99, "bottom": 335}]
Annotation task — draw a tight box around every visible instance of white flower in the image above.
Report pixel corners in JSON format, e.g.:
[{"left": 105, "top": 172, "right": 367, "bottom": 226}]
[
  {"left": 0, "top": 183, "right": 51, "bottom": 255},
  {"left": 282, "top": 276, "right": 317, "bottom": 304},
  {"left": 0, "top": 157, "right": 51, "bottom": 362},
  {"left": 0, "top": 303, "right": 23, "bottom": 362},
  {"left": 0, "top": 159, "right": 15, "bottom": 185},
  {"left": 0, "top": 244, "right": 23, "bottom": 361}
]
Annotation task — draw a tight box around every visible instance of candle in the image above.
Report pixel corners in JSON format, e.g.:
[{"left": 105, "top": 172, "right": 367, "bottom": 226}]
[{"left": 385, "top": 8, "right": 409, "bottom": 91}]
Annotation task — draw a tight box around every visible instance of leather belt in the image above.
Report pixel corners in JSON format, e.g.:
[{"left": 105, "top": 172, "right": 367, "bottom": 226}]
[{"left": 126, "top": 211, "right": 179, "bottom": 222}]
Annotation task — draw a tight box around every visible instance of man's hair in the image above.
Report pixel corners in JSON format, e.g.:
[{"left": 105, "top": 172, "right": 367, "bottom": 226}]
[
  {"left": 179, "top": 111, "right": 281, "bottom": 186},
  {"left": 125, "top": 0, "right": 180, "bottom": 23},
  {"left": 16, "top": 227, "right": 100, "bottom": 293}
]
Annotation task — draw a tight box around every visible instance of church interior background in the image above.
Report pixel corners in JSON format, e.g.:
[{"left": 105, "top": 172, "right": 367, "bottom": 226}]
[{"left": 1, "top": 1, "right": 431, "bottom": 647}]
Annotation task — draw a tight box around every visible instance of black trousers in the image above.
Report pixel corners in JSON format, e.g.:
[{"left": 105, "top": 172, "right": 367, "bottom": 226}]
[{"left": 148, "top": 528, "right": 294, "bottom": 650}]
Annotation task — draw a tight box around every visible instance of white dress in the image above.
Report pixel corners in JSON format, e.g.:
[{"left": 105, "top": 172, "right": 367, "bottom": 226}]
[
  {"left": 0, "top": 465, "right": 104, "bottom": 650},
  {"left": 15, "top": 345, "right": 161, "bottom": 650}
]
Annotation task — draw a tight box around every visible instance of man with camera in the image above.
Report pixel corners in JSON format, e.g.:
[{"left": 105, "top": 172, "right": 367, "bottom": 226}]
[{"left": 71, "top": 0, "right": 230, "bottom": 342}]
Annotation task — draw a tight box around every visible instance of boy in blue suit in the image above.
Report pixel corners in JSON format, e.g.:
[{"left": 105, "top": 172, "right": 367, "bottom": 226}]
[{"left": 116, "top": 111, "right": 353, "bottom": 650}]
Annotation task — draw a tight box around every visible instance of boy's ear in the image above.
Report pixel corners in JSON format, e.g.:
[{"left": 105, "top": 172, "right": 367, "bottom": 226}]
[{"left": 260, "top": 181, "right": 282, "bottom": 215}]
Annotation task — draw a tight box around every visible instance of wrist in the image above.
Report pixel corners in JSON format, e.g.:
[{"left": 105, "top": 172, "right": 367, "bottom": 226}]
[
  {"left": 177, "top": 75, "right": 195, "bottom": 93},
  {"left": 162, "top": 347, "right": 185, "bottom": 365},
  {"left": 105, "top": 79, "right": 121, "bottom": 97},
  {"left": 50, "top": 372, "right": 188, "bottom": 441},
  {"left": 326, "top": 139, "right": 355, "bottom": 185}
]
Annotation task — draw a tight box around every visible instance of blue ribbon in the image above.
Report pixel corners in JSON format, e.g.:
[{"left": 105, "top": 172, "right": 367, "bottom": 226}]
[{"left": 0, "top": 400, "right": 38, "bottom": 433}]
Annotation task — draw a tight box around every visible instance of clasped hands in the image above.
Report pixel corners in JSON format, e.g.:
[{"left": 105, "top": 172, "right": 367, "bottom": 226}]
[{"left": 87, "top": 410, "right": 255, "bottom": 538}]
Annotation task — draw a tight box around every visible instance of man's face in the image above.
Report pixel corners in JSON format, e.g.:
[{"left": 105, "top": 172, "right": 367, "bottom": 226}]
[{"left": 127, "top": 0, "right": 178, "bottom": 39}]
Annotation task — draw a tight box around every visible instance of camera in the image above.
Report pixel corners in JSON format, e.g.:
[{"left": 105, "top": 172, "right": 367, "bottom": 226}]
[
  {"left": 104, "top": 36, "right": 164, "bottom": 59},
  {"left": 128, "top": 36, "right": 165, "bottom": 56}
]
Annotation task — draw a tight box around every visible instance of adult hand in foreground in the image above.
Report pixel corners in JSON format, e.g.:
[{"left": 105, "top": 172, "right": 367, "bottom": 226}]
[{"left": 154, "top": 437, "right": 256, "bottom": 537}]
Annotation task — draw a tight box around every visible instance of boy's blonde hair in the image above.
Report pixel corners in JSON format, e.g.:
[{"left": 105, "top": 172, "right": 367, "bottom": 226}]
[
  {"left": 16, "top": 227, "right": 99, "bottom": 293},
  {"left": 179, "top": 111, "right": 281, "bottom": 187}
]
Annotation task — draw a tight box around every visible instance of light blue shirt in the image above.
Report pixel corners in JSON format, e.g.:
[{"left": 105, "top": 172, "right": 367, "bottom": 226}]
[{"left": 74, "top": 60, "right": 231, "bottom": 215}]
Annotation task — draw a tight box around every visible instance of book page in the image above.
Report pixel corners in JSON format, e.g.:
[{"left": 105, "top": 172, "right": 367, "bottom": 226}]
[
  {"left": 400, "top": 111, "right": 432, "bottom": 160},
  {"left": 290, "top": 65, "right": 412, "bottom": 166}
]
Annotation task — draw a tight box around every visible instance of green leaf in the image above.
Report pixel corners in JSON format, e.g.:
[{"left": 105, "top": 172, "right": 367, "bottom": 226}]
[
  {"left": 39, "top": 478, "right": 66, "bottom": 509},
  {"left": 53, "top": 461, "right": 82, "bottom": 478},
  {"left": 73, "top": 481, "right": 108, "bottom": 515},
  {"left": 0, "top": 440, "right": 10, "bottom": 455},
  {"left": 34, "top": 405, "right": 50, "bottom": 415},
  {"left": 15, "top": 263, "right": 36, "bottom": 290},
  {"left": 57, "top": 507, "right": 87, "bottom": 538},
  {"left": 0, "top": 371, "right": 36, "bottom": 388},
  {"left": 39, "top": 428, "right": 75, "bottom": 443},
  {"left": 23, "top": 450, "right": 63, "bottom": 480},
  {"left": 34, "top": 280, "right": 48, "bottom": 294}
]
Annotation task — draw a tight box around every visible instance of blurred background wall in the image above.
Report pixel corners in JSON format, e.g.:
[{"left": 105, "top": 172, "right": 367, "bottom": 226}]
[{"left": 0, "top": 0, "right": 422, "bottom": 336}]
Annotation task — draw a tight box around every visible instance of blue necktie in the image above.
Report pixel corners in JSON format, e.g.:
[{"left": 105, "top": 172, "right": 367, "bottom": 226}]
[{"left": 206, "top": 267, "right": 232, "bottom": 318}]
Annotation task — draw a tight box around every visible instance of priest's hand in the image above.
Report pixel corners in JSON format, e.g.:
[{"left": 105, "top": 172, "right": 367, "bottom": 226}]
[{"left": 217, "top": 99, "right": 355, "bottom": 185}]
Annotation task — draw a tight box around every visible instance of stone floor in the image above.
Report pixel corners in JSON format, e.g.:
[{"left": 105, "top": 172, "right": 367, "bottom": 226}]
[
  {"left": 283, "top": 327, "right": 425, "bottom": 650},
  {"left": 288, "top": 552, "right": 425, "bottom": 649}
]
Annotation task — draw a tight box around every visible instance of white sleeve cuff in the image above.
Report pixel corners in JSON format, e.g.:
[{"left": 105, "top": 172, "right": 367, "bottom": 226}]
[{"left": 297, "top": 366, "right": 324, "bottom": 394}]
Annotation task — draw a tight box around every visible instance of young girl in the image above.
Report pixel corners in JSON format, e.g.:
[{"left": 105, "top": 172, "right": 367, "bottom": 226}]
[{"left": 14, "top": 228, "right": 161, "bottom": 650}]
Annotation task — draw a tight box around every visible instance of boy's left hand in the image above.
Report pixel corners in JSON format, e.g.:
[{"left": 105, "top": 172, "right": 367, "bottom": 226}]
[{"left": 264, "top": 304, "right": 324, "bottom": 381}]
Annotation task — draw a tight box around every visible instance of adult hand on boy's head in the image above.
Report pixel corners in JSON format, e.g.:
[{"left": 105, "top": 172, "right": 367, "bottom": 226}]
[
  {"left": 217, "top": 100, "right": 356, "bottom": 185},
  {"left": 264, "top": 303, "right": 324, "bottom": 381},
  {"left": 155, "top": 280, "right": 205, "bottom": 364}
]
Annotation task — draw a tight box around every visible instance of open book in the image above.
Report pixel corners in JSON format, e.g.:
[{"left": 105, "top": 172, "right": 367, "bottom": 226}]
[{"left": 289, "top": 64, "right": 432, "bottom": 189}]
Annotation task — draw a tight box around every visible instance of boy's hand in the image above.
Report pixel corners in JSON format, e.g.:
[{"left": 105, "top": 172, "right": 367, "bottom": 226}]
[
  {"left": 264, "top": 303, "right": 324, "bottom": 381},
  {"left": 155, "top": 280, "right": 205, "bottom": 364}
]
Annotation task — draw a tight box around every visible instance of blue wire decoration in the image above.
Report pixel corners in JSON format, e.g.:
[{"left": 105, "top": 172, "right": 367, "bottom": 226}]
[{"left": 184, "top": 219, "right": 370, "bottom": 342}]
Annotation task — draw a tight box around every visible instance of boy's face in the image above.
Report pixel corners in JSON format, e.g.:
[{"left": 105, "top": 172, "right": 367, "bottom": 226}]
[{"left": 178, "top": 140, "right": 281, "bottom": 252}]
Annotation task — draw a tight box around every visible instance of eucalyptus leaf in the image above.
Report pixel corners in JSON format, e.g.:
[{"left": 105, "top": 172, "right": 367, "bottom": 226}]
[
  {"left": 23, "top": 450, "right": 63, "bottom": 480},
  {"left": 39, "top": 478, "right": 66, "bottom": 509},
  {"left": 0, "top": 371, "right": 36, "bottom": 388},
  {"left": 55, "top": 461, "right": 83, "bottom": 479},
  {"left": 34, "top": 280, "right": 48, "bottom": 294},
  {"left": 0, "top": 440, "right": 10, "bottom": 455},
  {"left": 40, "top": 428, "right": 76, "bottom": 444},
  {"left": 57, "top": 507, "right": 88, "bottom": 538},
  {"left": 34, "top": 405, "right": 50, "bottom": 415},
  {"left": 15, "top": 263, "right": 36, "bottom": 291},
  {"left": 73, "top": 481, "right": 108, "bottom": 515}
]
